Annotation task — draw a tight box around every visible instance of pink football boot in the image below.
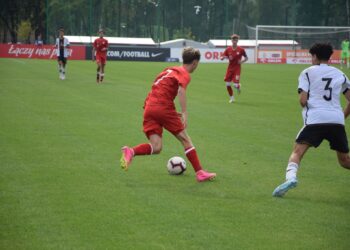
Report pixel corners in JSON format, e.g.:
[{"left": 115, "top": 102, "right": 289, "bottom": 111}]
[
  {"left": 196, "top": 170, "right": 216, "bottom": 182},
  {"left": 120, "top": 146, "right": 134, "bottom": 171}
]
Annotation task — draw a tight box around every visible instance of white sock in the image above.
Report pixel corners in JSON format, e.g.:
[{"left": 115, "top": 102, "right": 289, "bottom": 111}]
[
  {"left": 234, "top": 83, "right": 240, "bottom": 89},
  {"left": 286, "top": 162, "right": 299, "bottom": 181}
]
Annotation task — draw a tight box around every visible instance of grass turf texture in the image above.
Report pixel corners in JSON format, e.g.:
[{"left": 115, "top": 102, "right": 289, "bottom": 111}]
[{"left": 1, "top": 58, "right": 350, "bottom": 250}]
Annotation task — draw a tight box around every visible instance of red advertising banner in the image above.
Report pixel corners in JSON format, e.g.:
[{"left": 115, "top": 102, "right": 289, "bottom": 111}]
[
  {"left": 0, "top": 44, "right": 86, "bottom": 60},
  {"left": 258, "top": 49, "right": 342, "bottom": 64}
]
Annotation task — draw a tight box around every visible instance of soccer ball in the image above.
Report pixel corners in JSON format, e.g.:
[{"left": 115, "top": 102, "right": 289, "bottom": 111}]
[{"left": 167, "top": 156, "right": 186, "bottom": 175}]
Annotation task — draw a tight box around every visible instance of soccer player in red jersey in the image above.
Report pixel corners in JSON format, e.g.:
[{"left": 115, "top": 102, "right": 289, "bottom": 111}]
[
  {"left": 92, "top": 29, "right": 108, "bottom": 83},
  {"left": 120, "top": 47, "right": 216, "bottom": 182},
  {"left": 220, "top": 34, "right": 248, "bottom": 103}
]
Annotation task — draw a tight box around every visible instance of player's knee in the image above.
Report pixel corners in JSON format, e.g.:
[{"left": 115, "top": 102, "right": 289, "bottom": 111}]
[
  {"left": 336, "top": 151, "right": 350, "bottom": 168},
  {"left": 151, "top": 142, "right": 162, "bottom": 154},
  {"left": 339, "top": 160, "right": 350, "bottom": 169},
  {"left": 153, "top": 145, "right": 162, "bottom": 154},
  {"left": 338, "top": 156, "right": 350, "bottom": 169}
]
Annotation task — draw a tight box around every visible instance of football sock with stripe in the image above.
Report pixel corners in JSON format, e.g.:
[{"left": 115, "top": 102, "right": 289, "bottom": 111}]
[{"left": 185, "top": 147, "right": 202, "bottom": 172}]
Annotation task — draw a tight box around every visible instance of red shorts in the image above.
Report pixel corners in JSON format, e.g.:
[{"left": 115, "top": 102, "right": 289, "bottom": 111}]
[
  {"left": 143, "top": 106, "right": 184, "bottom": 138},
  {"left": 224, "top": 67, "right": 241, "bottom": 83},
  {"left": 96, "top": 54, "right": 106, "bottom": 65}
]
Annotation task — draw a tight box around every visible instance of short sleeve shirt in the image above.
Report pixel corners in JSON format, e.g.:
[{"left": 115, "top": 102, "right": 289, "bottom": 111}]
[
  {"left": 144, "top": 66, "right": 191, "bottom": 109},
  {"left": 341, "top": 40, "right": 349, "bottom": 52},
  {"left": 93, "top": 38, "right": 108, "bottom": 56},
  {"left": 55, "top": 37, "right": 70, "bottom": 57},
  {"left": 298, "top": 64, "right": 350, "bottom": 125},
  {"left": 223, "top": 46, "right": 247, "bottom": 70}
]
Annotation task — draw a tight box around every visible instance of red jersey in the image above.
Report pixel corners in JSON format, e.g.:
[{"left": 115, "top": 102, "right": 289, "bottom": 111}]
[
  {"left": 93, "top": 37, "right": 108, "bottom": 56},
  {"left": 223, "top": 46, "right": 247, "bottom": 70},
  {"left": 144, "top": 66, "right": 191, "bottom": 109}
]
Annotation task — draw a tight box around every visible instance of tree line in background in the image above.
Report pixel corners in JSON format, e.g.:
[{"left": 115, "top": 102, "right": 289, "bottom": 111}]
[{"left": 1, "top": 0, "right": 349, "bottom": 44}]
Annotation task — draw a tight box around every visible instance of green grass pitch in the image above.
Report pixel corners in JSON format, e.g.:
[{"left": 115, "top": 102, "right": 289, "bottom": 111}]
[{"left": 1, "top": 58, "right": 350, "bottom": 249}]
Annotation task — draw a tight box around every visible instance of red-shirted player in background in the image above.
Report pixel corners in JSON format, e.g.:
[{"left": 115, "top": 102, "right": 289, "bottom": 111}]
[
  {"left": 92, "top": 29, "right": 108, "bottom": 83},
  {"left": 120, "top": 47, "right": 216, "bottom": 182},
  {"left": 220, "top": 34, "right": 248, "bottom": 103}
]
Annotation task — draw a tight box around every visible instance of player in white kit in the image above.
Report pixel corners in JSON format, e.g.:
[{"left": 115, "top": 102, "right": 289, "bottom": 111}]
[{"left": 273, "top": 43, "right": 350, "bottom": 197}]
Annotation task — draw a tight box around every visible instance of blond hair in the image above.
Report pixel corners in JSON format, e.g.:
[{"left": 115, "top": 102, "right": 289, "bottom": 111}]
[{"left": 231, "top": 34, "right": 240, "bottom": 40}]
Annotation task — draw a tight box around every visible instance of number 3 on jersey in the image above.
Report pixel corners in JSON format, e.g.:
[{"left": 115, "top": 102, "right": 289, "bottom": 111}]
[{"left": 322, "top": 78, "right": 332, "bottom": 101}]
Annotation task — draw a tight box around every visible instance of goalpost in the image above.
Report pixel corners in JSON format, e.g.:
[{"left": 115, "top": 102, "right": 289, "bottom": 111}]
[{"left": 252, "top": 25, "right": 350, "bottom": 63}]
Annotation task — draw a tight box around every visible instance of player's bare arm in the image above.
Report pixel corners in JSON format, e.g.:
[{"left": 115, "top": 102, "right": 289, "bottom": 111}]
[
  {"left": 344, "top": 90, "right": 350, "bottom": 118},
  {"left": 178, "top": 86, "right": 188, "bottom": 128},
  {"left": 239, "top": 56, "right": 248, "bottom": 64},
  {"left": 299, "top": 90, "right": 308, "bottom": 107}
]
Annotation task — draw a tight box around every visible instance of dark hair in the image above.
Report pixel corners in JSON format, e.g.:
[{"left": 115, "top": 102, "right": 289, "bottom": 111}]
[
  {"left": 182, "top": 47, "right": 201, "bottom": 64},
  {"left": 309, "top": 43, "right": 333, "bottom": 61}
]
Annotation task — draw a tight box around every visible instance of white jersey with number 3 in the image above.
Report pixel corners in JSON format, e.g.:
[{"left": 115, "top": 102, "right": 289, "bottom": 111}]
[{"left": 298, "top": 64, "right": 350, "bottom": 125}]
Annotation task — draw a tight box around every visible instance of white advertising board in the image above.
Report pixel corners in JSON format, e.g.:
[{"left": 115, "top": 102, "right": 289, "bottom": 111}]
[{"left": 170, "top": 48, "right": 255, "bottom": 63}]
